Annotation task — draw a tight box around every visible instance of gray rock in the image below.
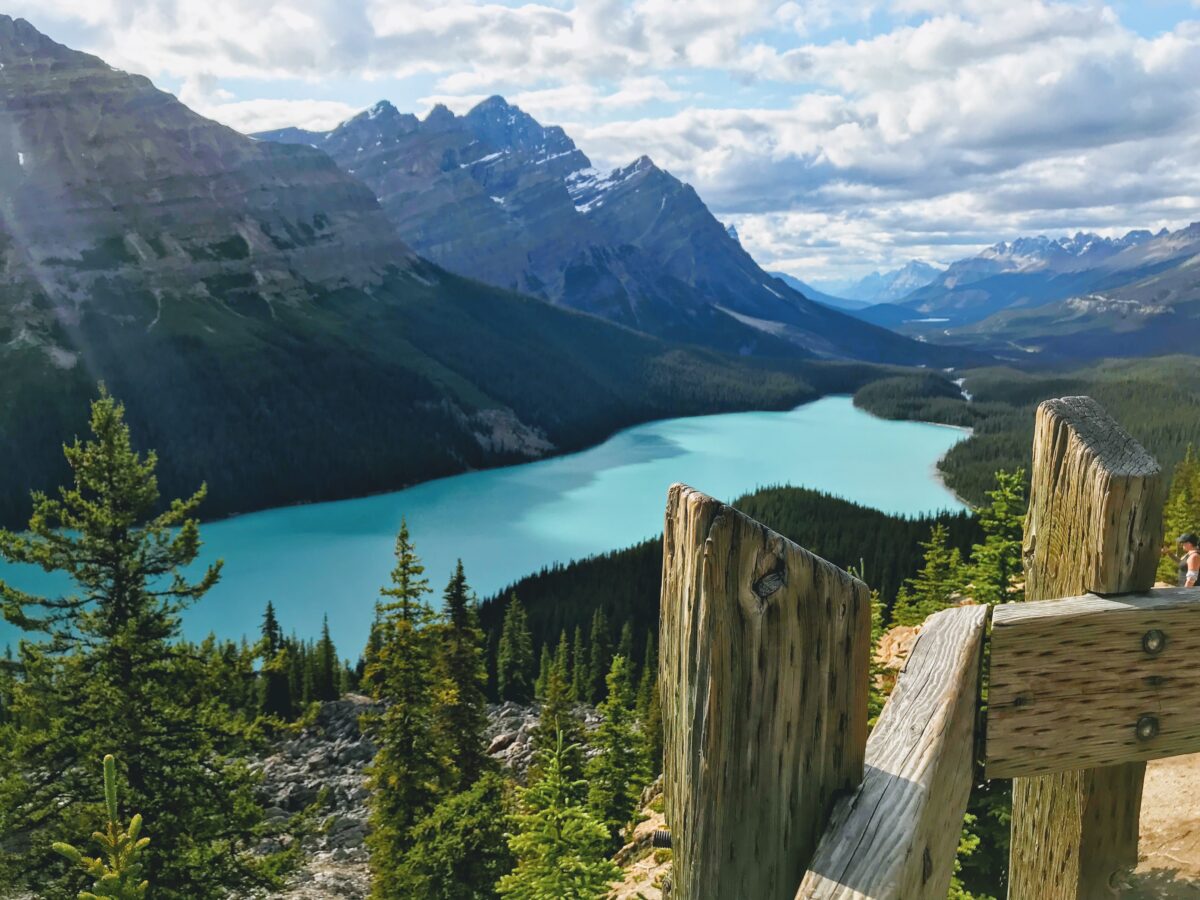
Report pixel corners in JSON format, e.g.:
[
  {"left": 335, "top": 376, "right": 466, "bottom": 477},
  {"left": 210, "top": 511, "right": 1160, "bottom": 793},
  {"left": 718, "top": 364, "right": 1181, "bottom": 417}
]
[{"left": 241, "top": 694, "right": 597, "bottom": 898}]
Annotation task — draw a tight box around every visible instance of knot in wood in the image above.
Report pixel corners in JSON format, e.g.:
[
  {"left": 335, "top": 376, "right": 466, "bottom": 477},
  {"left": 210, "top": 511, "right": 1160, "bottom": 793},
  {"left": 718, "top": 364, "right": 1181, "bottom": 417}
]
[
  {"left": 751, "top": 540, "right": 787, "bottom": 601},
  {"left": 752, "top": 570, "right": 785, "bottom": 600}
]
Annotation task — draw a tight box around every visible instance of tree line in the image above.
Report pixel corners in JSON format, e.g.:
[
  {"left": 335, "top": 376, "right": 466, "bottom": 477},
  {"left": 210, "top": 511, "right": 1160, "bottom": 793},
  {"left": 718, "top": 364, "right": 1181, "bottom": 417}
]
[{"left": 478, "top": 485, "right": 982, "bottom": 658}]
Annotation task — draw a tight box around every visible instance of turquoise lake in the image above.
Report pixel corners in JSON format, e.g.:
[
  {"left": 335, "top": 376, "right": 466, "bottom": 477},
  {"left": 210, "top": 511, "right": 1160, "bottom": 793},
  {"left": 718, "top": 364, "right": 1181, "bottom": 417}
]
[{"left": 0, "top": 396, "right": 967, "bottom": 653}]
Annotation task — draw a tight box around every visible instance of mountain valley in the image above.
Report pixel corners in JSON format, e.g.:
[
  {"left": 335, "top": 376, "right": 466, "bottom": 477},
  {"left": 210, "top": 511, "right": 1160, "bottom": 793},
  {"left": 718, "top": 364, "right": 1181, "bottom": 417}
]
[
  {"left": 255, "top": 99, "right": 969, "bottom": 366},
  {"left": 0, "top": 16, "right": 888, "bottom": 528}
]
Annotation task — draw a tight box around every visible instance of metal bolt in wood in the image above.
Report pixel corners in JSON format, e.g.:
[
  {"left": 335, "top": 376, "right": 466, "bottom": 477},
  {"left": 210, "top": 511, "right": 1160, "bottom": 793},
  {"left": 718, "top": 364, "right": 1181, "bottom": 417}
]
[
  {"left": 1136, "top": 716, "right": 1159, "bottom": 741},
  {"left": 1142, "top": 629, "right": 1166, "bottom": 655}
]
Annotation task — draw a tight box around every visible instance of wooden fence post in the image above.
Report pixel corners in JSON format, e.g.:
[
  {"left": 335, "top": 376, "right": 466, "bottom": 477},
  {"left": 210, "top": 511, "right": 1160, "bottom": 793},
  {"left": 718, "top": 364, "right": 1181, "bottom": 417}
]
[
  {"left": 659, "top": 484, "right": 872, "bottom": 900},
  {"left": 1008, "top": 397, "right": 1165, "bottom": 899}
]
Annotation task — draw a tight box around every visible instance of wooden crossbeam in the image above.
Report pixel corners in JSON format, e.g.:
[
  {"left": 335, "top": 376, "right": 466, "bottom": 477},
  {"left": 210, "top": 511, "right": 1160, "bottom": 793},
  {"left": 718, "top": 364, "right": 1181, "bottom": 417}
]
[
  {"left": 796, "top": 604, "right": 989, "bottom": 900},
  {"left": 659, "top": 484, "right": 872, "bottom": 900},
  {"left": 987, "top": 587, "right": 1200, "bottom": 779}
]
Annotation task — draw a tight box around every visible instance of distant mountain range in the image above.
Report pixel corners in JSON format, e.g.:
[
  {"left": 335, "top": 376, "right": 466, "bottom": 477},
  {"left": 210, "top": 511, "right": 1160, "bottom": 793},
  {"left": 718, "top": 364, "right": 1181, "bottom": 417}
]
[
  {"left": 255, "top": 99, "right": 968, "bottom": 366},
  {"left": 853, "top": 225, "right": 1200, "bottom": 359},
  {"left": 0, "top": 16, "right": 887, "bottom": 526},
  {"left": 769, "top": 272, "right": 871, "bottom": 310},
  {"left": 818, "top": 261, "right": 945, "bottom": 306}
]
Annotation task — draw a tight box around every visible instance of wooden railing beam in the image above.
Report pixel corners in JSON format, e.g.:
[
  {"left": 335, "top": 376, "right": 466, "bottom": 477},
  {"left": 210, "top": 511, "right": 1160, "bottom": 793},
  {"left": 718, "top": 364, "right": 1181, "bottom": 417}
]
[
  {"left": 987, "top": 587, "right": 1200, "bottom": 778},
  {"left": 797, "top": 604, "right": 989, "bottom": 900},
  {"left": 659, "top": 484, "right": 872, "bottom": 900}
]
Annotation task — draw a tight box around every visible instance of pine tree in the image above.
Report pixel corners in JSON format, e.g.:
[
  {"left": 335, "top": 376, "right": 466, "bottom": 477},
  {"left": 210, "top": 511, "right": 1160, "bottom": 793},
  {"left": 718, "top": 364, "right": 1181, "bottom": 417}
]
[
  {"left": 314, "top": 616, "right": 339, "bottom": 702},
  {"left": 534, "top": 644, "right": 553, "bottom": 700},
  {"left": 300, "top": 640, "right": 316, "bottom": 707},
  {"left": 635, "top": 632, "right": 662, "bottom": 774},
  {"left": 531, "top": 638, "right": 586, "bottom": 786},
  {"left": 0, "top": 389, "right": 270, "bottom": 897},
  {"left": 262, "top": 601, "right": 283, "bottom": 653},
  {"left": 365, "top": 523, "right": 446, "bottom": 899},
  {"left": 361, "top": 602, "right": 385, "bottom": 694},
  {"left": 643, "top": 680, "right": 663, "bottom": 778},
  {"left": 587, "top": 608, "right": 612, "bottom": 704},
  {"left": 397, "top": 770, "right": 515, "bottom": 900},
  {"left": 496, "top": 731, "right": 620, "bottom": 899},
  {"left": 635, "top": 631, "right": 657, "bottom": 720},
  {"left": 496, "top": 595, "right": 535, "bottom": 703},
  {"left": 570, "top": 626, "right": 588, "bottom": 703},
  {"left": 968, "top": 469, "right": 1026, "bottom": 605},
  {"left": 286, "top": 635, "right": 304, "bottom": 714},
  {"left": 891, "top": 523, "right": 966, "bottom": 626},
  {"left": 867, "top": 589, "right": 888, "bottom": 726},
  {"left": 586, "top": 655, "right": 651, "bottom": 848},
  {"left": 554, "top": 630, "right": 571, "bottom": 690},
  {"left": 432, "top": 559, "right": 490, "bottom": 790},
  {"left": 53, "top": 755, "right": 150, "bottom": 900},
  {"left": 616, "top": 621, "right": 634, "bottom": 672}
]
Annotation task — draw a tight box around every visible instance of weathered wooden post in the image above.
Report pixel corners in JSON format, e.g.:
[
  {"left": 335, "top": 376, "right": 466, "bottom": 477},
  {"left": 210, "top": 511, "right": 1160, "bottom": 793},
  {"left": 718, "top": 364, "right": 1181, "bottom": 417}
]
[
  {"left": 1006, "top": 397, "right": 1165, "bottom": 898},
  {"left": 659, "top": 484, "right": 872, "bottom": 900}
]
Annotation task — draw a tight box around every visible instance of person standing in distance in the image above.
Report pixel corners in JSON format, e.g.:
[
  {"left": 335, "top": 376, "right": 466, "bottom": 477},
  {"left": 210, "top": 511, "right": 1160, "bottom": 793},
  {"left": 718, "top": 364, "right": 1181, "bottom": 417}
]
[{"left": 1176, "top": 533, "right": 1200, "bottom": 588}]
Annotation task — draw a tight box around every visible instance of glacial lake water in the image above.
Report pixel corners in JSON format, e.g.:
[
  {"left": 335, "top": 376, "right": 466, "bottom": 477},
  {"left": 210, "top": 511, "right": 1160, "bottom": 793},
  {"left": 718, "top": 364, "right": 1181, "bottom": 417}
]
[{"left": 0, "top": 396, "right": 967, "bottom": 653}]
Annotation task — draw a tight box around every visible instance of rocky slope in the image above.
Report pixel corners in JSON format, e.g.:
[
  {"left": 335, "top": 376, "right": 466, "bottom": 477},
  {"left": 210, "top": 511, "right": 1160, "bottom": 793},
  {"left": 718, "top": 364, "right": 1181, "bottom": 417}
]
[
  {"left": 0, "top": 16, "right": 411, "bottom": 330},
  {"left": 0, "top": 17, "right": 840, "bottom": 529},
  {"left": 257, "top": 98, "right": 975, "bottom": 367},
  {"left": 252, "top": 696, "right": 610, "bottom": 899}
]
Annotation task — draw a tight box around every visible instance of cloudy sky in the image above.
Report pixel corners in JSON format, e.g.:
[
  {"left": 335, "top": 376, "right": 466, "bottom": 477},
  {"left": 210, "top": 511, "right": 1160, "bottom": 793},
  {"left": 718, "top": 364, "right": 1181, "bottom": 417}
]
[{"left": 14, "top": 0, "right": 1200, "bottom": 285}]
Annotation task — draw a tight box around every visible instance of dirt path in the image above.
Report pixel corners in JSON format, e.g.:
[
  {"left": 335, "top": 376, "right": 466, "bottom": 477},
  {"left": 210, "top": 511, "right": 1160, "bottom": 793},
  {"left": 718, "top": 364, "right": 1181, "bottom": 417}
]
[{"left": 1129, "top": 753, "right": 1200, "bottom": 898}]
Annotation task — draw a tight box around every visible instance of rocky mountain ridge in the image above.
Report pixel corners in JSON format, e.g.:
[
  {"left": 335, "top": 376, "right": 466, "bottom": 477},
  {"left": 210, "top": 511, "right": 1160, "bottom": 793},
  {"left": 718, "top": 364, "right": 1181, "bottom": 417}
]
[
  {"left": 886, "top": 222, "right": 1200, "bottom": 328},
  {"left": 256, "top": 97, "right": 976, "bottom": 367},
  {"left": 0, "top": 15, "right": 413, "bottom": 358},
  {"left": 821, "top": 259, "right": 944, "bottom": 305}
]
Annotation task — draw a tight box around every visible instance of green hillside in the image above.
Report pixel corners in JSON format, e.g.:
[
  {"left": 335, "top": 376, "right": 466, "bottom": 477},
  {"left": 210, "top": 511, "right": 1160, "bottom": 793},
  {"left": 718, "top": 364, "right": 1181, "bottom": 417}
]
[{"left": 0, "top": 262, "right": 898, "bottom": 528}]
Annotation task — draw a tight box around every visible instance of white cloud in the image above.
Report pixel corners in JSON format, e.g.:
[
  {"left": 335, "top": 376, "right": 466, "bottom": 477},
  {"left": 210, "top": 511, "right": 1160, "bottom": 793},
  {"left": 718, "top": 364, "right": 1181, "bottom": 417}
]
[
  {"left": 562, "top": 6, "right": 1200, "bottom": 276},
  {"left": 201, "top": 98, "right": 361, "bottom": 133},
  {"left": 11, "top": 0, "right": 1200, "bottom": 279}
]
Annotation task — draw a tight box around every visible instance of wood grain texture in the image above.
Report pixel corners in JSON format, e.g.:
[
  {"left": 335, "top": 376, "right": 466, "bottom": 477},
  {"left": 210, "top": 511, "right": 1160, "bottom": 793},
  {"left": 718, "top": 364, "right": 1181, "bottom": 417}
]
[
  {"left": 1022, "top": 396, "right": 1163, "bottom": 601},
  {"left": 1008, "top": 396, "right": 1165, "bottom": 900},
  {"left": 659, "top": 483, "right": 871, "bottom": 900},
  {"left": 987, "top": 588, "right": 1200, "bottom": 777},
  {"left": 796, "top": 604, "right": 988, "bottom": 900}
]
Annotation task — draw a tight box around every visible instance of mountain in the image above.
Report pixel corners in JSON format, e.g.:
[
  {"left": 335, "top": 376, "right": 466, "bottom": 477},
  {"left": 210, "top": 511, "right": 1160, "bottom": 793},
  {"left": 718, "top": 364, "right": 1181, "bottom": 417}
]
[
  {"left": 769, "top": 272, "right": 871, "bottom": 311},
  {"left": 0, "top": 17, "right": 414, "bottom": 310},
  {"left": 895, "top": 228, "right": 1195, "bottom": 327},
  {"left": 0, "top": 16, "right": 870, "bottom": 527},
  {"left": 886, "top": 224, "right": 1200, "bottom": 358},
  {"left": 824, "top": 260, "right": 944, "bottom": 305},
  {"left": 255, "top": 99, "right": 974, "bottom": 367}
]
